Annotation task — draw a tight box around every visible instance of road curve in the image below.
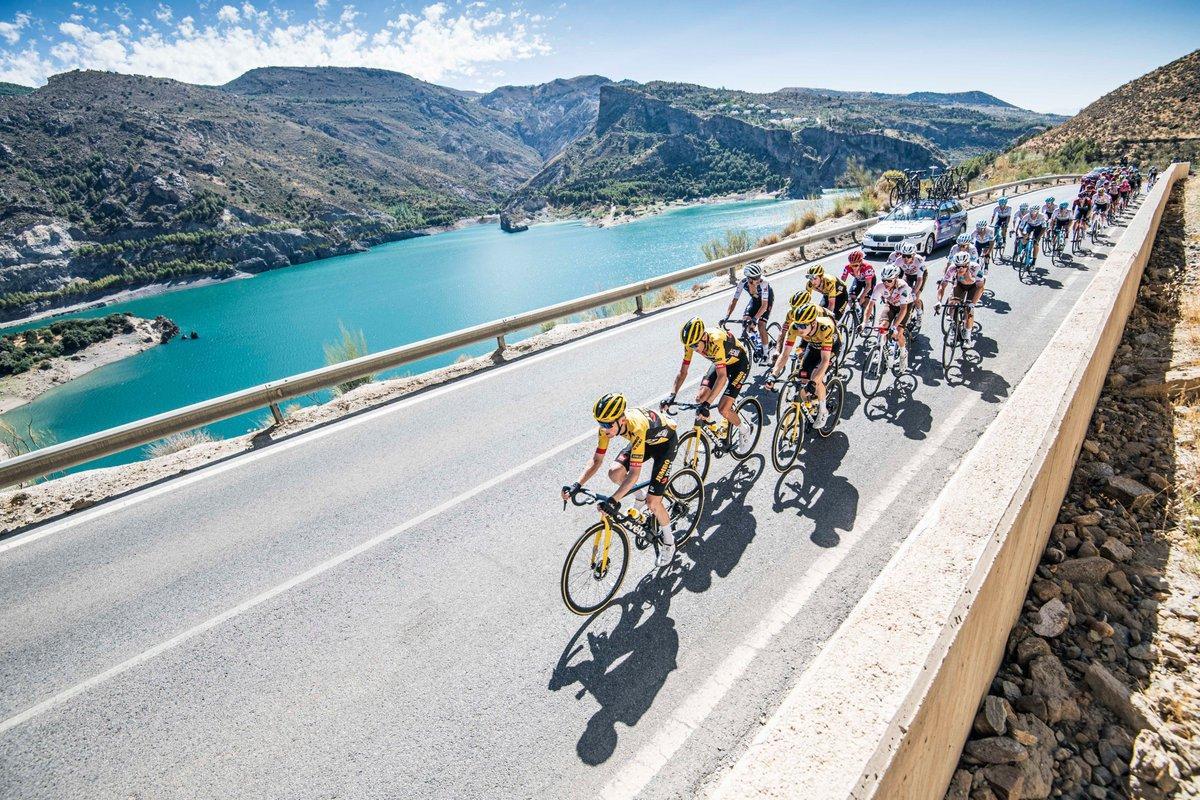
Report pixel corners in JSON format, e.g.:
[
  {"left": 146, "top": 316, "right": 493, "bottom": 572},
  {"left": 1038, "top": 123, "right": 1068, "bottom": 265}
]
[{"left": 0, "top": 187, "right": 1138, "bottom": 799}]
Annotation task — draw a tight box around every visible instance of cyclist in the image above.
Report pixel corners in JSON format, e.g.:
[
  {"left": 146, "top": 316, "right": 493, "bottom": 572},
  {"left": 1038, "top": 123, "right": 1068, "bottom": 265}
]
[
  {"left": 1117, "top": 175, "right": 1132, "bottom": 211},
  {"left": 806, "top": 264, "right": 850, "bottom": 323},
  {"left": 1071, "top": 191, "right": 1093, "bottom": 241},
  {"left": 866, "top": 264, "right": 914, "bottom": 370},
  {"left": 1011, "top": 202, "right": 1031, "bottom": 260},
  {"left": 564, "top": 394, "right": 682, "bottom": 568},
  {"left": 1147, "top": 165, "right": 1158, "bottom": 190},
  {"left": 723, "top": 262, "right": 773, "bottom": 361},
  {"left": 969, "top": 220, "right": 994, "bottom": 269},
  {"left": 669, "top": 317, "right": 751, "bottom": 448},
  {"left": 1094, "top": 185, "right": 1113, "bottom": 226},
  {"left": 936, "top": 251, "right": 984, "bottom": 346},
  {"left": 1017, "top": 204, "right": 1048, "bottom": 265},
  {"left": 1039, "top": 196, "right": 1057, "bottom": 225},
  {"left": 990, "top": 197, "right": 1013, "bottom": 242},
  {"left": 948, "top": 232, "right": 977, "bottom": 266},
  {"left": 769, "top": 304, "right": 838, "bottom": 428},
  {"left": 840, "top": 250, "right": 876, "bottom": 312},
  {"left": 1050, "top": 202, "right": 1073, "bottom": 250},
  {"left": 887, "top": 241, "right": 927, "bottom": 316}
]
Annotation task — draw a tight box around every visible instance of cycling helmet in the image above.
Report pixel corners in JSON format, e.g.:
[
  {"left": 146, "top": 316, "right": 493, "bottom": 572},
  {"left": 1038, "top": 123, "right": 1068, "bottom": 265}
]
[
  {"left": 789, "top": 288, "right": 812, "bottom": 308},
  {"left": 956, "top": 233, "right": 971, "bottom": 245},
  {"left": 952, "top": 251, "right": 974, "bottom": 267},
  {"left": 593, "top": 393, "right": 627, "bottom": 424},
  {"left": 1059, "top": 202, "right": 1069, "bottom": 209},
  {"left": 789, "top": 304, "right": 819, "bottom": 326},
  {"left": 806, "top": 264, "right": 825, "bottom": 276},
  {"left": 879, "top": 264, "right": 901, "bottom": 281},
  {"left": 681, "top": 317, "right": 705, "bottom": 347},
  {"left": 1019, "top": 202, "right": 1029, "bottom": 211},
  {"left": 997, "top": 197, "right": 1008, "bottom": 206},
  {"left": 1045, "top": 197, "right": 1055, "bottom": 204},
  {"left": 899, "top": 241, "right": 917, "bottom": 256},
  {"left": 975, "top": 220, "right": 988, "bottom": 230},
  {"left": 743, "top": 263, "right": 762, "bottom": 280},
  {"left": 848, "top": 249, "right": 864, "bottom": 263}
]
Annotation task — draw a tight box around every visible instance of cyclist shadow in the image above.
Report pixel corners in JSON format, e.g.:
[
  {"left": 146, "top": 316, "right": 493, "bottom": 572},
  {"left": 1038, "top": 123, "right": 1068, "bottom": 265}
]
[
  {"left": 861, "top": 380, "right": 933, "bottom": 440},
  {"left": 984, "top": 296, "right": 1013, "bottom": 316},
  {"left": 549, "top": 572, "right": 683, "bottom": 767},
  {"left": 944, "top": 340, "right": 1012, "bottom": 403},
  {"left": 771, "top": 432, "right": 857, "bottom": 548},
  {"left": 678, "top": 456, "right": 764, "bottom": 594}
]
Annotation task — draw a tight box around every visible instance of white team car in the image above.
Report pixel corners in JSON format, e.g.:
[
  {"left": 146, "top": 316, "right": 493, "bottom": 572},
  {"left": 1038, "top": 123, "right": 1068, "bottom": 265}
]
[{"left": 861, "top": 199, "right": 969, "bottom": 257}]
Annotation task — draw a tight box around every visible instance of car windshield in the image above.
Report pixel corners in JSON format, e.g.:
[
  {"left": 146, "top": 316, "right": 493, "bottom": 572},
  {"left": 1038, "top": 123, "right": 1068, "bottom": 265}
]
[{"left": 886, "top": 205, "right": 938, "bottom": 222}]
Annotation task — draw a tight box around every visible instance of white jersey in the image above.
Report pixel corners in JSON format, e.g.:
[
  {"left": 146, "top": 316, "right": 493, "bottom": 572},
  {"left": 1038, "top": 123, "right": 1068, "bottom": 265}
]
[
  {"left": 731, "top": 277, "right": 770, "bottom": 305},
  {"left": 887, "top": 251, "right": 926, "bottom": 278},
  {"left": 870, "top": 277, "right": 914, "bottom": 306}
]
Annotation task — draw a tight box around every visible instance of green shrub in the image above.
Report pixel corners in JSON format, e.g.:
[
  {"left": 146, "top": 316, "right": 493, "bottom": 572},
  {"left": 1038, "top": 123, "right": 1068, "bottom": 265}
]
[
  {"left": 323, "top": 322, "right": 374, "bottom": 396},
  {"left": 701, "top": 229, "right": 751, "bottom": 262}
]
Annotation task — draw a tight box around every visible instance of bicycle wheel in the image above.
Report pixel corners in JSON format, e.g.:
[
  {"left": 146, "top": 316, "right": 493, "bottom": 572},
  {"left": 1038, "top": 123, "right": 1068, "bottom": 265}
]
[
  {"left": 941, "top": 315, "right": 960, "bottom": 376},
  {"left": 860, "top": 341, "right": 886, "bottom": 398},
  {"left": 777, "top": 373, "right": 799, "bottom": 411},
  {"left": 729, "top": 396, "right": 764, "bottom": 460},
  {"left": 664, "top": 468, "right": 705, "bottom": 546},
  {"left": 771, "top": 403, "right": 804, "bottom": 473},
  {"left": 677, "top": 428, "right": 712, "bottom": 482},
  {"left": 818, "top": 378, "right": 845, "bottom": 437},
  {"left": 561, "top": 522, "right": 630, "bottom": 616},
  {"left": 1041, "top": 233, "right": 1052, "bottom": 256},
  {"left": 889, "top": 182, "right": 903, "bottom": 208}
]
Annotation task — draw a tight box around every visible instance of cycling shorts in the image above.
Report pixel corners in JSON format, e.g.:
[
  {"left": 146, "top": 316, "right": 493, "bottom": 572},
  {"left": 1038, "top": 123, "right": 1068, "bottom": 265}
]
[
  {"left": 616, "top": 430, "right": 678, "bottom": 496},
  {"left": 701, "top": 348, "right": 750, "bottom": 400}
]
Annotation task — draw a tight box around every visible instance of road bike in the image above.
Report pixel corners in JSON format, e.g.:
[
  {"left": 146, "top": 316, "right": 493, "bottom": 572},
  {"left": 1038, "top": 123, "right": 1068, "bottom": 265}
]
[
  {"left": 992, "top": 224, "right": 1008, "bottom": 265},
  {"left": 859, "top": 323, "right": 907, "bottom": 398},
  {"left": 665, "top": 398, "right": 763, "bottom": 482},
  {"left": 560, "top": 469, "right": 705, "bottom": 615},
  {"left": 721, "top": 318, "right": 774, "bottom": 369},
  {"left": 771, "top": 361, "right": 846, "bottom": 473},
  {"left": 938, "top": 299, "right": 977, "bottom": 379},
  {"left": 1049, "top": 224, "right": 1068, "bottom": 265},
  {"left": 1071, "top": 221, "right": 1085, "bottom": 254},
  {"left": 1089, "top": 212, "right": 1103, "bottom": 245},
  {"left": 888, "top": 169, "right": 926, "bottom": 207},
  {"left": 1012, "top": 234, "right": 1037, "bottom": 282}
]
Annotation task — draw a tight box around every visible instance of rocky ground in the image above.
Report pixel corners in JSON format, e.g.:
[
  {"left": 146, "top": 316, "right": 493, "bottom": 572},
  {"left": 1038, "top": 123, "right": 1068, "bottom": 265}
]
[
  {"left": 946, "top": 178, "right": 1200, "bottom": 800},
  {"left": 0, "top": 212, "right": 866, "bottom": 533}
]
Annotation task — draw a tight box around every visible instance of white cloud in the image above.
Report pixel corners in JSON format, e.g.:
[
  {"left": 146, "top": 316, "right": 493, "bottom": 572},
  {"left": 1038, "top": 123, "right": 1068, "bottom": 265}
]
[
  {"left": 0, "top": 13, "right": 31, "bottom": 45},
  {"left": 314, "top": 0, "right": 328, "bottom": 10},
  {"left": 0, "top": 2, "right": 551, "bottom": 86}
]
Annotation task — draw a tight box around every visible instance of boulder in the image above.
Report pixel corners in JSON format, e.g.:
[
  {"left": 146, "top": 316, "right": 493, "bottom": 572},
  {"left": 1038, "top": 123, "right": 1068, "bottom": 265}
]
[
  {"left": 1029, "top": 654, "right": 1081, "bottom": 724},
  {"left": 966, "top": 737, "right": 1028, "bottom": 764},
  {"left": 980, "top": 764, "right": 1024, "bottom": 799},
  {"left": 1103, "top": 475, "right": 1155, "bottom": 509},
  {"left": 1099, "top": 537, "right": 1133, "bottom": 562},
  {"left": 1031, "top": 599, "right": 1070, "bottom": 638},
  {"left": 1056, "top": 557, "right": 1114, "bottom": 585},
  {"left": 1085, "top": 662, "right": 1150, "bottom": 730}
]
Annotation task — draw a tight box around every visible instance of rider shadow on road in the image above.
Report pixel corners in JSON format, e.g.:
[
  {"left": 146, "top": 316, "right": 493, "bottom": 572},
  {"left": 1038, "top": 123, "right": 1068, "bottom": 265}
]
[
  {"left": 862, "top": 381, "right": 933, "bottom": 441},
  {"left": 945, "top": 339, "right": 1012, "bottom": 404},
  {"left": 678, "top": 456, "right": 764, "bottom": 595},
  {"left": 771, "top": 431, "right": 857, "bottom": 548},
  {"left": 549, "top": 572, "right": 682, "bottom": 767}
]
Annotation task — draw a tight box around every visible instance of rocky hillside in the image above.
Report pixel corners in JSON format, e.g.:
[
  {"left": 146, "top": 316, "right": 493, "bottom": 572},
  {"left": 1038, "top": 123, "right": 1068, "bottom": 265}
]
[
  {"left": 504, "top": 81, "right": 1059, "bottom": 218},
  {"left": 478, "top": 75, "right": 612, "bottom": 159},
  {"left": 1020, "top": 48, "right": 1200, "bottom": 165},
  {"left": 0, "top": 82, "right": 32, "bottom": 96}
]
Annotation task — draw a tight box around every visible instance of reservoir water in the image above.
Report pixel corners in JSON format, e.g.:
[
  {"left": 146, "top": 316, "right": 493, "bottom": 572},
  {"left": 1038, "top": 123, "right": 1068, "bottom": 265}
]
[{"left": 3, "top": 195, "right": 831, "bottom": 472}]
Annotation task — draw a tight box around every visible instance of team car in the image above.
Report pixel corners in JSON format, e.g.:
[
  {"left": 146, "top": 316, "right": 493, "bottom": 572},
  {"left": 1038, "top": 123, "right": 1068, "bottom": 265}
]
[{"left": 861, "top": 199, "right": 969, "bottom": 257}]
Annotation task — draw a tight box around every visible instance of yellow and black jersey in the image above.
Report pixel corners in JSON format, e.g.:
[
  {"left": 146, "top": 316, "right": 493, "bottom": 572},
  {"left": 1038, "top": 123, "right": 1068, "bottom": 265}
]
[
  {"left": 783, "top": 316, "right": 838, "bottom": 351},
  {"left": 682, "top": 326, "right": 746, "bottom": 367},
  {"left": 813, "top": 274, "right": 847, "bottom": 299},
  {"left": 595, "top": 408, "right": 677, "bottom": 466}
]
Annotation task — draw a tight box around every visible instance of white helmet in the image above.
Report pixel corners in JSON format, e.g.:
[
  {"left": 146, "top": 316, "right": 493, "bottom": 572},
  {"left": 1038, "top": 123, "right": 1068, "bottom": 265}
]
[
  {"left": 952, "top": 251, "right": 974, "bottom": 267},
  {"left": 898, "top": 241, "right": 917, "bottom": 256},
  {"left": 879, "top": 264, "right": 901, "bottom": 281},
  {"left": 743, "top": 263, "right": 762, "bottom": 279},
  {"left": 956, "top": 233, "right": 971, "bottom": 245}
]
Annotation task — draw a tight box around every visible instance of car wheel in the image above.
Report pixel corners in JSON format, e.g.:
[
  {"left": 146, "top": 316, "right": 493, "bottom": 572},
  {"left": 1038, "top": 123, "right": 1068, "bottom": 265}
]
[{"left": 923, "top": 234, "right": 935, "bottom": 256}]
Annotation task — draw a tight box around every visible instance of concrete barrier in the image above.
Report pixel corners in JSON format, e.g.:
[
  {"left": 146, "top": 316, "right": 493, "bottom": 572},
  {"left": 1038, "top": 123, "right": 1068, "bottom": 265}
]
[{"left": 705, "top": 162, "right": 1190, "bottom": 800}]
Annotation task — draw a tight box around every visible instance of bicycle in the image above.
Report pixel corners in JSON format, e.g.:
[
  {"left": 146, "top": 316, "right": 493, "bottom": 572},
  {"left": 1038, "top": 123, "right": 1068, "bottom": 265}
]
[
  {"left": 720, "top": 318, "right": 773, "bottom": 368},
  {"left": 1050, "top": 225, "right": 1068, "bottom": 265},
  {"left": 888, "top": 169, "right": 926, "bottom": 207},
  {"left": 937, "top": 299, "right": 976, "bottom": 379},
  {"left": 666, "top": 398, "right": 763, "bottom": 482},
  {"left": 771, "top": 364, "right": 846, "bottom": 473},
  {"left": 859, "top": 323, "right": 906, "bottom": 398},
  {"left": 1013, "top": 233, "right": 1038, "bottom": 281},
  {"left": 1089, "top": 212, "right": 1102, "bottom": 245},
  {"left": 992, "top": 224, "right": 1008, "bottom": 265},
  {"left": 1070, "top": 221, "right": 1085, "bottom": 254},
  {"left": 560, "top": 469, "right": 705, "bottom": 615}
]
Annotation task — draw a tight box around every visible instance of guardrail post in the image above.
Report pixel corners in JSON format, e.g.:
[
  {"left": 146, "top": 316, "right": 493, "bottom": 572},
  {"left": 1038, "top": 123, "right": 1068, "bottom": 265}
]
[
  {"left": 635, "top": 294, "right": 645, "bottom": 314},
  {"left": 727, "top": 266, "right": 737, "bottom": 284},
  {"left": 495, "top": 334, "right": 507, "bottom": 359},
  {"left": 269, "top": 402, "right": 284, "bottom": 424}
]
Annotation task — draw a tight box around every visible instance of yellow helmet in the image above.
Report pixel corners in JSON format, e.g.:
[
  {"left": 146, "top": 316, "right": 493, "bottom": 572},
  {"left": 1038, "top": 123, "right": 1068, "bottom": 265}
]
[
  {"left": 806, "top": 264, "right": 825, "bottom": 277},
  {"left": 789, "top": 289, "right": 812, "bottom": 308},
  {"left": 789, "top": 304, "right": 819, "bottom": 326},
  {"left": 681, "top": 317, "right": 705, "bottom": 347},
  {"left": 593, "top": 393, "right": 627, "bottom": 423}
]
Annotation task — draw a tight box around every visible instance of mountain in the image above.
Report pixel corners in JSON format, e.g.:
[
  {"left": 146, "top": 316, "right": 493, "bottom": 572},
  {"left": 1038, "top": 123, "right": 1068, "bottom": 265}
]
[
  {"left": 0, "top": 82, "right": 32, "bottom": 96},
  {"left": 1018, "top": 48, "right": 1200, "bottom": 165},
  {"left": 504, "top": 81, "right": 1062, "bottom": 218},
  {"left": 0, "top": 65, "right": 1061, "bottom": 319}
]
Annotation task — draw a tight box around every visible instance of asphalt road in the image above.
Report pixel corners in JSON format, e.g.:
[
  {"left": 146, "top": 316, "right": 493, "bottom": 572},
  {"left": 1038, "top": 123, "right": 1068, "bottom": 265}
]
[{"left": 0, "top": 188, "right": 1140, "bottom": 799}]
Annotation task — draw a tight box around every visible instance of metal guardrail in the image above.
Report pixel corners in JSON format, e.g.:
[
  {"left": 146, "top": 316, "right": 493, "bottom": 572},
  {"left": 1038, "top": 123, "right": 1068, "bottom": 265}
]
[{"left": 0, "top": 173, "right": 1081, "bottom": 487}]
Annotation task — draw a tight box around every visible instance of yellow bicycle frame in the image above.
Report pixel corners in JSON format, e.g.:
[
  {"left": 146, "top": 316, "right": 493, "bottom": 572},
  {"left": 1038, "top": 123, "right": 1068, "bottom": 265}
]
[{"left": 590, "top": 514, "right": 615, "bottom": 573}]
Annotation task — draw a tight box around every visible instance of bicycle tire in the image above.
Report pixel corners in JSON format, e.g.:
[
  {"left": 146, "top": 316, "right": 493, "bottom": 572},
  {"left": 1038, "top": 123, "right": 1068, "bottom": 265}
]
[
  {"left": 860, "top": 341, "right": 886, "bottom": 398},
  {"left": 664, "top": 467, "right": 705, "bottom": 546},
  {"left": 771, "top": 403, "right": 804, "bottom": 473},
  {"left": 729, "top": 396, "right": 764, "bottom": 460},
  {"left": 561, "top": 522, "right": 630, "bottom": 616},
  {"left": 819, "top": 378, "right": 845, "bottom": 437},
  {"left": 941, "top": 316, "right": 959, "bottom": 377},
  {"left": 677, "top": 428, "right": 712, "bottom": 482}
]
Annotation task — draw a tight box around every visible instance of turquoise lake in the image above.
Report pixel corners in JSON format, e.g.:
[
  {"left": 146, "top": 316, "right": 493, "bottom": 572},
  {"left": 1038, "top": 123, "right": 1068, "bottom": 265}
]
[{"left": 3, "top": 195, "right": 831, "bottom": 472}]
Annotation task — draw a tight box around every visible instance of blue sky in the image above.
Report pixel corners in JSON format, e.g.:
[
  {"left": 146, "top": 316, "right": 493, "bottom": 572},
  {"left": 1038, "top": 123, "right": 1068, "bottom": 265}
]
[{"left": 0, "top": 0, "right": 1196, "bottom": 114}]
